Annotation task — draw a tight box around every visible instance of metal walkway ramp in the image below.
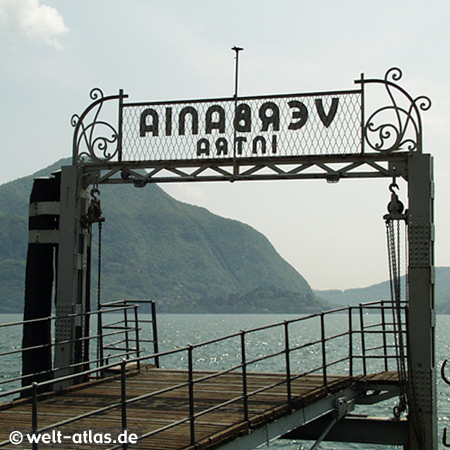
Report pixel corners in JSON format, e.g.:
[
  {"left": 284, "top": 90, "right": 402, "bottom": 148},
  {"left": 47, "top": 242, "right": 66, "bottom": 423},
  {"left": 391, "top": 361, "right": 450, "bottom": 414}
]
[
  {"left": 0, "top": 300, "right": 408, "bottom": 449},
  {"left": 0, "top": 366, "right": 402, "bottom": 450}
]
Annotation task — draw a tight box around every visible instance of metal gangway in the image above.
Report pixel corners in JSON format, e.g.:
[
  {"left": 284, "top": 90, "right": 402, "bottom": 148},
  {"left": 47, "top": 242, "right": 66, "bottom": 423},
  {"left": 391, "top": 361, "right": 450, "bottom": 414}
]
[{"left": 0, "top": 300, "right": 408, "bottom": 449}]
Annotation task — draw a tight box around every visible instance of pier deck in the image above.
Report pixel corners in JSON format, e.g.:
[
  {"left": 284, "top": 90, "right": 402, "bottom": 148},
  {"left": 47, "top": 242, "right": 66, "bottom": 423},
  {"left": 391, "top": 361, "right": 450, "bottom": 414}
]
[{"left": 0, "top": 366, "right": 400, "bottom": 450}]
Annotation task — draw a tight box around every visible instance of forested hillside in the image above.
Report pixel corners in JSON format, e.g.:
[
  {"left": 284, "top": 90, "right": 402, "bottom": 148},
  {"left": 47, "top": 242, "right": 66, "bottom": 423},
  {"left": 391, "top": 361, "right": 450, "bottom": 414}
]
[
  {"left": 0, "top": 159, "right": 325, "bottom": 313},
  {"left": 315, "top": 267, "right": 450, "bottom": 313}
]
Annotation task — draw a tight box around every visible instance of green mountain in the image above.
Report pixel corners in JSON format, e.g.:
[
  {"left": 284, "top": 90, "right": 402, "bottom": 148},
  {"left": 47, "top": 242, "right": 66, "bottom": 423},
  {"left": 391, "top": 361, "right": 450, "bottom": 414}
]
[
  {"left": 0, "top": 158, "right": 324, "bottom": 313},
  {"left": 315, "top": 267, "right": 450, "bottom": 314}
]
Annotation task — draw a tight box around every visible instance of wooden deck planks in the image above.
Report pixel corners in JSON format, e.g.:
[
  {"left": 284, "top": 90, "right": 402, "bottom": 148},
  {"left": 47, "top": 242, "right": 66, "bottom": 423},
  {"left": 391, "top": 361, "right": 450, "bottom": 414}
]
[{"left": 0, "top": 368, "right": 399, "bottom": 450}]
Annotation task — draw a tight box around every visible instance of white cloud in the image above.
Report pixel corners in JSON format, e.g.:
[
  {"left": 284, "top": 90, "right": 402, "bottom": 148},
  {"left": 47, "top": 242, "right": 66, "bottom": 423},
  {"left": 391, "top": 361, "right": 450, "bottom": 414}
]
[{"left": 0, "top": 0, "right": 67, "bottom": 48}]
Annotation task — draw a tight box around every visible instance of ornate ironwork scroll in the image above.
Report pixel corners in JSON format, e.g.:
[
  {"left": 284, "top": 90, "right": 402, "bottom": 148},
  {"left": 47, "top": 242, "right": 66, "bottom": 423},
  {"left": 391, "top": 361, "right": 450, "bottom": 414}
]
[
  {"left": 72, "top": 89, "right": 127, "bottom": 164},
  {"left": 358, "top": 68, "right": 431, "bottom": 153},
  {"left": 71, "top": 68, "right": 431, "bottom": 167}
]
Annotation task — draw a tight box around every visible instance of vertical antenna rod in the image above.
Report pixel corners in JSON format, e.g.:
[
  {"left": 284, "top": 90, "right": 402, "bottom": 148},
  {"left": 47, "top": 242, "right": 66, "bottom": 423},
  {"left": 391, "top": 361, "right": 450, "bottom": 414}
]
[
  {"left": 232, "top": 46, "right": 244, "bottom": 99},
  {"left": 232, "top": 46, "right": 244, "bottom": 179}
]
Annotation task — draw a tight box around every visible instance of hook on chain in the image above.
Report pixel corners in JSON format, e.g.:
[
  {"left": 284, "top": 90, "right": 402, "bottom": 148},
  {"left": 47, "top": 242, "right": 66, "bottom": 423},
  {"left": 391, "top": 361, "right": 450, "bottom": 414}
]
[
  {"left": 81, "top": 184, "right": 105, "bottom": 228},
  {"left": 389, "top": 181, "right": 399, "bottom": 194},
  {"left": 384, "top": 178, "right": 407, "bottom": 222},
  {"left": 90, "top": 186, "right": 100, "bottom": 201}
]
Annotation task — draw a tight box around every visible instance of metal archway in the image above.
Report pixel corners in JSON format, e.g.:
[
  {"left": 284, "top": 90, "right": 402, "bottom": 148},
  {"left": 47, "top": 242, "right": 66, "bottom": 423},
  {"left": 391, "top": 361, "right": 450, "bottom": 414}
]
[{"left": 24, "top": 67, "right": 436, "bottom": 449}]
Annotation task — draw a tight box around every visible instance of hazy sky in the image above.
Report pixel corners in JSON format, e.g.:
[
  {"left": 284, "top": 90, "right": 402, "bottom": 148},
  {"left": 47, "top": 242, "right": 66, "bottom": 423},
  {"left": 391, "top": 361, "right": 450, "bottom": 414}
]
[{"left": 1, "top": 0, "right": 449, "bottom": 290}]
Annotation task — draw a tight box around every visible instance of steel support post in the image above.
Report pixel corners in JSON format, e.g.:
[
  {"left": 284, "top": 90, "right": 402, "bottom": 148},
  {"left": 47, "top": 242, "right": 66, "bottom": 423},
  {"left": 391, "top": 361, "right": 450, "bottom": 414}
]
[
  {"left": 406, "top": 153, "right": 436, "bottom": 449},
  {"left": 54, "top": 165, "right": 91, "bottom": 387}
]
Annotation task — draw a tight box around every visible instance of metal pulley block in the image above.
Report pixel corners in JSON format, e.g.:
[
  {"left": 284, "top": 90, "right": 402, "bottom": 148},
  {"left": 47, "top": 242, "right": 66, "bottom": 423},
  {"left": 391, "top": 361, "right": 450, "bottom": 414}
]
[
  {"left": 383, "top": 181, "right": 407, "bottom": 223},
  {"left": 81, "top": 188, "right": 105, "bottom": 227}
]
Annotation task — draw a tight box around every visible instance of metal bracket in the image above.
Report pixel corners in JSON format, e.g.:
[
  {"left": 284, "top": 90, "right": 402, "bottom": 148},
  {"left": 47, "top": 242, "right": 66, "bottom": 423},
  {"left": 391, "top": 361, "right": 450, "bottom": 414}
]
[
  {"left": 409, "top": 224, "right": 432, "bottom": 266},
  {"left": 333, "top": 396, "right": 354, "bottom": 419},
  {"left": 308, "top": 397, "right": 352, "bottom": 450},
  {"left": 54, "top": 304, "right": 74, "bottom": 342},
  {"left": 411, "top": 368, "right": 434, "bottom": 413}
]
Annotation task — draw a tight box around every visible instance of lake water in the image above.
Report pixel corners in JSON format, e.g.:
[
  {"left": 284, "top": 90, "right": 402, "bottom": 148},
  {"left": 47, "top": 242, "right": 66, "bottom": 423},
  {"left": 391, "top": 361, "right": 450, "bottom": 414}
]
[{"left": 1, "top": 313, "right": 449, "bottom": 449}]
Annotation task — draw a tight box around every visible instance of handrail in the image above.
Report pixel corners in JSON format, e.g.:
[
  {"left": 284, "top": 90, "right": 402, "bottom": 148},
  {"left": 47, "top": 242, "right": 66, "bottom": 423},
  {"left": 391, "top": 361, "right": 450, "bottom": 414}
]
[
  {"left": 0, "top": 299, "right": 159, "bottom": 398},
  {"left": 0, "top": 327, "right": 135, "bottom": 361},
  {"left": 0, "top": 300, "right": 407, "bottom": 450}
]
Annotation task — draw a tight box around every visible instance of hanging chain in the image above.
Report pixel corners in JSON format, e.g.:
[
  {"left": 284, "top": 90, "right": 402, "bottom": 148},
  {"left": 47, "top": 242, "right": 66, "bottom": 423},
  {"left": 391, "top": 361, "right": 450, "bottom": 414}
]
[
  {"left": 384, "top": 179, "right": 408, "bottom": 418},
  {"left": 81, "top": 184, "right": 106, "bottom": 368},
  {"left": 387, "top": 220, "right": 408, "bottom": 416},
  {"left": 97, "top": 220, "right": 103, "bottom": 310},
  {"left": 80, "top": 184, "right": 105, "bottom": 309}
]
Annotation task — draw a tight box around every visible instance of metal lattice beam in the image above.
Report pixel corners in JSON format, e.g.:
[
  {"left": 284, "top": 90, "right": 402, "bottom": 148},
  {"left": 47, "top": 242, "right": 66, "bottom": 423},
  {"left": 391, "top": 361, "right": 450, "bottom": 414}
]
[{"left": 81, "top": 154, "right": 409, "bottom": 187}]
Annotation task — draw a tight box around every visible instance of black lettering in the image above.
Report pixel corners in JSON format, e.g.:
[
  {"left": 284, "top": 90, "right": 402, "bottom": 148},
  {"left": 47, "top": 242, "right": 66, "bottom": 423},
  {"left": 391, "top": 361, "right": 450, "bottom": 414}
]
[
  {"left": 235, "top": 136, "right": 247, "bottom": 155},
  {"left": 165, "top": 107, "right": 172, "bottom": 136},
  {"left": 271, "top": 135, "right": 277, "bottom": 154},
  {"left": 288, "top": 100, "right": 308, "bottom": 130},
  {"left": 215, "top": 138, "right": 228, "bottom": 156},
  {"left": 206, "top": 105, "right": 225, "bottom": 134},
  {"left": 252, "top": 136, "right": 267, "bottom": 154},
  {"left": 234, "top": 103, "right": 251, "bottom": 132},
  {"left": 259, "top": 102, "right": 280, "bottom": 132},
  {"left": 315, "top": 98, "right": 339, "bottom": 127},
  {"left": 179, "top": 107, "right": 199, "bottom": 135},
  {"left": 197, "top": 138, "right": 210, "bottom": 156},
  {"left": 139, "top": 108, "right": 159, "bottom": 137}
]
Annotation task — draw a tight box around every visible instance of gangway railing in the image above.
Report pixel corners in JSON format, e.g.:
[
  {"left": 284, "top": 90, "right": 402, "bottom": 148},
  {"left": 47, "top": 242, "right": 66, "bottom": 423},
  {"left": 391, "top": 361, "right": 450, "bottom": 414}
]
[
  {"left": 99, "top": 299, "right": 159, "bottom": 368},
  {"left": 0, "top": 299, "right": 158, "bottom": 397},
  {"left": 0, "top": 300, "right": 407, "bottom": 450}
]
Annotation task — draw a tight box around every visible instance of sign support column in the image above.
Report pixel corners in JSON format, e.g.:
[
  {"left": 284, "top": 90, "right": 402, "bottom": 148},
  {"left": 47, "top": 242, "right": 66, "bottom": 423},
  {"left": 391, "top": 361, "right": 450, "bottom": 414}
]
[
  {"left": 407, "top": 152, "right": 436, "bottom": 449},
  {"left": 54, "top": 165, "right": 91, "bottom": 387}
]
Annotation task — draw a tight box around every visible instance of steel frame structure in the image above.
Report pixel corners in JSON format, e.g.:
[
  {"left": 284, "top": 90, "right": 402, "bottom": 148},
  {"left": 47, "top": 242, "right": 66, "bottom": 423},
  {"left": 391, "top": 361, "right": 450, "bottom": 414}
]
[
  {"left": 8, "top": 301, "right": 406, "bottom": 450},
  {"left": 38, "top": 68, "right": 435, "bottom": 448}
]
